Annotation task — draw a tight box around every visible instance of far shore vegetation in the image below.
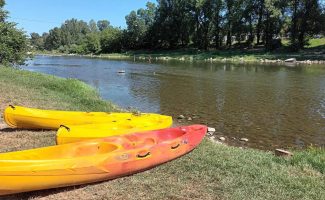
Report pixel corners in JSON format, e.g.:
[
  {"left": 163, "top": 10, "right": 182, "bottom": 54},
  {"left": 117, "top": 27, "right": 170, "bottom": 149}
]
[
  {"left": 36, "top": 38, "right": 325, "bottom": 63},
  {"left": 29, "top": 1, "right": 325, "bottom": 63}
]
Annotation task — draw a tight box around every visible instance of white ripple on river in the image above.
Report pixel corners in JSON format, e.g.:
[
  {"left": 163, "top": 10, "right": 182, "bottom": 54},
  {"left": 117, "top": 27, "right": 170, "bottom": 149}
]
[{"left": 317, "top": 98, "right": 325, "bottom": 119}]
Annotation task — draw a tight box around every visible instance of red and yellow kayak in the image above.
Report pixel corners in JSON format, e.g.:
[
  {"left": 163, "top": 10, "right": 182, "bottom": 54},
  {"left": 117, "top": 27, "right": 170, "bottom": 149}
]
[
  {"left": 3, "top": 105, "right": 172, "bottom": 130},
  {"left": 0, "top": 125, "right": 207, "bottom": 195}
]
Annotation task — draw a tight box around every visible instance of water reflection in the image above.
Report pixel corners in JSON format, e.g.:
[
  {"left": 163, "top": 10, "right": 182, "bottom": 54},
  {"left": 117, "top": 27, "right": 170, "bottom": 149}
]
[{"left": 23, "top": 56, "right": 325, "bottom": 150}]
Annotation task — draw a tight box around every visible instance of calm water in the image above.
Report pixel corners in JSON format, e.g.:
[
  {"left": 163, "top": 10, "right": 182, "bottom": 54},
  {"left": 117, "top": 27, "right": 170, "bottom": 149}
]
[{"left": 22, "top": 55, "right": 325, "bottom": 150}]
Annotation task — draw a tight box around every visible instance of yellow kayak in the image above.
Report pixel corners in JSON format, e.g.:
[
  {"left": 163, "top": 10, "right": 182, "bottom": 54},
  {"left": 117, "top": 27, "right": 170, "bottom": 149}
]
[
  {"left": 3, "top": 105, "right": 172, "bottom": 130},
  {"left": 57, "top": 117, "right": 172, "bottom": 144}
]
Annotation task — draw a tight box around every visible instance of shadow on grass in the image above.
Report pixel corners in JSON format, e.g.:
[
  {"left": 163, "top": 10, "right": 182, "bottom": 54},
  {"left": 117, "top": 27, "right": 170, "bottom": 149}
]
[
  {"left": 0, "top": 184, "right": 87, "bottom": 200},
  {"left": 0, "top": 128, "right": 53, "bottom": 133}
]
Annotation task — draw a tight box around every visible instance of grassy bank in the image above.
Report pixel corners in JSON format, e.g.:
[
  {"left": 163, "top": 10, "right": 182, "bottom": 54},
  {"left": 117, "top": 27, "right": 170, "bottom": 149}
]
[
  {"left": 36, "top": 38, "right": 325, "bottom": 64},
  {"left": 0, "top": 66, "right": 117, "bottom": 112},
  {"left": 0, "top": 67, "right": 324, "bottom": 200}
]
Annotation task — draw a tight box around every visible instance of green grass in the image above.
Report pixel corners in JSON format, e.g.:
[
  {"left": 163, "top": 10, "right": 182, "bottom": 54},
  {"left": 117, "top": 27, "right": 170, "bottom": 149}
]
[
  {"left": 0, "top": 66, "right": 118, "bottom": 112},
  {"left": 0, "top": 66, "right": 324, "bottom": 200},
  {"left": 306, "top": 38, "right": 325, "bottom": 49}
]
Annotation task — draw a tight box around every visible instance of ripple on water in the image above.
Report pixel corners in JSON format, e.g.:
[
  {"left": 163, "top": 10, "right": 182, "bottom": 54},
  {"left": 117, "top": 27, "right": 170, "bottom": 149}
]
[{"left": 317, "top": 99, "right": 325, "bottom": 119}]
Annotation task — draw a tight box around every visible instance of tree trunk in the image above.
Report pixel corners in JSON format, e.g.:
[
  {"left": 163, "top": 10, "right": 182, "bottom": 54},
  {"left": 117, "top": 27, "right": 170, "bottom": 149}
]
[
  {"left": 248, "top": 15, "right": 254, "bottom": 44},
  {"left": 227, "top": 27, "right": 232, "bottom": 47},
  {"left": 265, "top": 13, "right": 272, "bottom": 50},
  {"left": 214, "top": 15, "right": 220, "bottom": 49},
  {"left": 290, "top": 0, "right": 298, "bottom": 49},
  {"left": 298, "top": 1, "right": 310, "bottom": 49},
  {"left": 215, "top": 27, "right": 220, "bottom": 49},
  {"left": 256, "top": 1, "right": 264, "bottom": 45}
]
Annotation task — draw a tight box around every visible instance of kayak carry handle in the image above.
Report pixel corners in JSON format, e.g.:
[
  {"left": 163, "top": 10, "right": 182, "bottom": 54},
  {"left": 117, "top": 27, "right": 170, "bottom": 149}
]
[
  {"left": 132, "top": 111, "right": 141, "bottom": 116},
  {"left": 171, "top": 144, "right": 180, "bottom": 149},
  {"left": 137, "top": 151, "right": 150, "bottom": 158},
  {"left": 9, "top": 105, "right": 16, "bottom": 110},
  {"left": 60, "top": 125, "right": 70, "bottom": 132}
]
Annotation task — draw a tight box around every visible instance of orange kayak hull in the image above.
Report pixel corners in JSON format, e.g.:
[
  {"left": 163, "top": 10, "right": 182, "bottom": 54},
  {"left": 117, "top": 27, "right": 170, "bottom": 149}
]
[{"left": 0, "top": 125, "right": 207, "bottom": 195}]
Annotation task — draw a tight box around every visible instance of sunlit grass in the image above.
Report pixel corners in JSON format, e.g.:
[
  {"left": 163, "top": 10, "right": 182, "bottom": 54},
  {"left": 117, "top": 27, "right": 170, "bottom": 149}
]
[
  {"left": 0, "top": 66, "right": 118, "bottom": 112},
  {"left": 306, "top": 38, "right": 325, "bottom": 48}
]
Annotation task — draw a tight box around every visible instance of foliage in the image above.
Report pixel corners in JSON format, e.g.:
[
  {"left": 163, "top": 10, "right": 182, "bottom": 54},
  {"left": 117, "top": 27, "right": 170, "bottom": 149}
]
[
  {"left": 30, "top": 0, "right": 325, "bottom": 53},
  {"left": 0, "top": 0, "right": 29, "bottom": 65},
  {"left": 30, "top": 32, "right": 45, "bottom": 50},
  {"left": 124, "top": 2, "right": 156, "bottom": 49},
  {"left": 100, "top": 27, "right": 123, "bottom": 53},
  {"left": 289, "top": 0, "right": 323, "bottom": 50},
  {"left": 85, "top": 33, "right": 101, "bottom": 54},
  {"left": 97, "top": 20, "right": 111, "bottom": 31}
]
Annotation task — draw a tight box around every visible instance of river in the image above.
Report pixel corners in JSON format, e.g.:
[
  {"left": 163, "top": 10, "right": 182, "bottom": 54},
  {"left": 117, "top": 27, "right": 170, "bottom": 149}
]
[{"left": 22, "top": 55, "right": 325, "bottom": 150}]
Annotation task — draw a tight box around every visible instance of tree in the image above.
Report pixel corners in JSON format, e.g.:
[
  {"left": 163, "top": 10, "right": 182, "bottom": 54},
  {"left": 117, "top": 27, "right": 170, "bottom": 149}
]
[
  {"left": 97, "top": 20, "right": 110, "bottom": 31},
  {"left": 0, "top": 0, "right": 29, "bottom": 65},
  {"left": 321, "top": 4, "right": 325, "bottom": 35},
  {"left": 151, "top": 0, "right": 193, "bottom": 48},
  {"left": 263, "top": 0, "right": 287, "bottom": 50},
  {"left": 89, "top": 19, "right": 98, "bottom": 32},
  {"left": 44, "top": 27, "right": 62, "bottom": 50},
  {"left": 290, "top": 0, "right": 323, "bottom": 50},
  {"left": 193, "top": 0, "right": 215, "bottom": 50},
  {"left": 0, "top": 0, "right": 7, "bottom": 22},
  {"left": 85, "top": 33, "right": 101, "bottom": 54},
  {"left": 30, "top": 32, "right": 45, "bottom": 50},
  {"left": 60, "top": 19, "right": 90, "bottom": 46},
  {"left": 125, "top": 10, "right": 146, "bottom": 49},
  {"left": 212, "top": 0, "right": 224, "bottom": 49},
  {"left": 29, "top": 0, "right": 325, "bottom": 53},
  {"left": 255, "top": 0, "right": 265, "bottom": 45},
  {"left": 242, "top": 0, "right": 258, "bottom": 46},
  {"left": 100, "top": 27, "right": 122, "bottom": 53}
]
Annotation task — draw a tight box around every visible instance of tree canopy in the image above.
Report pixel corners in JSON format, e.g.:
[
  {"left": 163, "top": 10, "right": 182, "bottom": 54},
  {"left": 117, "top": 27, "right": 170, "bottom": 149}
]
[
  {"left": 0, "top": 0, "right": 29, "bottom": 66},
  {"left": 30, "top": 0, "right": 324, "bottom": 53}
]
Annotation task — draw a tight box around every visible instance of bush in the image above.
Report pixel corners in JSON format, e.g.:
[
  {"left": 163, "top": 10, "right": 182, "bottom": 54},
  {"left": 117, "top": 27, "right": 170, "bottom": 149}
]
[
  {"left": 0, "top": 22, "right": 29, "bottom": 65},
  {"left": 0, "top": 0, "right": 29, "bottom": 66}
]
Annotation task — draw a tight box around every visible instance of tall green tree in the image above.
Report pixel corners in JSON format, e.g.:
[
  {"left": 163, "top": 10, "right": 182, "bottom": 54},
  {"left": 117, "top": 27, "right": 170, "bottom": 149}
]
[
  {"left": 89, "top": 19, "right": 98, "bottom": 32},
  {"left": 44, "top": 27, "right": 62, "bottom": 50},
  {"left": 224, "top": 0, "right": 246, "bottom": 47},
  {"left": 100, "top": 27, "right": 122, "bottom": 53},
  {"left": 30, "top": 32, "right": 45, "bottom": 50},
  {"left": 193, "top": 0, "right": 215, "bottom": 50},
  {"left": 0, "top": 0, "right": 29, "bottom": 65},
  {"left": 212, "top": 0, "right": 224, "bottom": 49},
  {"left": 31, "top": 0, "right": 325, "bottom": 53},
  {"left": 152, "top": 0, "right": 193, "bottom": 48},
  {"left": 60, "top": 18, "right": 90, "bottom": 46},
  {"left": 85, "top": 32, "right": 101, "bottom": 54},
  {"left": 125, "top": 10, "right": 146, "bottom": 49},
  {"left": 0, "top": 0, "right": 7, "bottom": 22},
  {"left": 125, "top": 2, "right": 156, "bottom": 49},
  {"left": 97, "top": 20, "right": 110, "bottom": 31},
  {"left": 263, "top": 0, "right": 287, "bottom": 50},
  {"left": 290, "top": 0, "right": 323, "bottom": 50}
]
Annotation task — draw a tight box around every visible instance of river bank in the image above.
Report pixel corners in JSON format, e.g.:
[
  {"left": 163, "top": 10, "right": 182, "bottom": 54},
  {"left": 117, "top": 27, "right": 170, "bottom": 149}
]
[
  {"left": 35, "top": 46, "right": 325, "bottom": 65},
  {"left": 0, "top": 67, "right": 324, "bottom": 199}
]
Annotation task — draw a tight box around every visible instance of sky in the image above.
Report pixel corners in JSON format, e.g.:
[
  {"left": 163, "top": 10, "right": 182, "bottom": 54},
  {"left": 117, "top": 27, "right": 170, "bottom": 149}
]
[{"left": 5, "top": 0, "right": 154, "bottom": 34}]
